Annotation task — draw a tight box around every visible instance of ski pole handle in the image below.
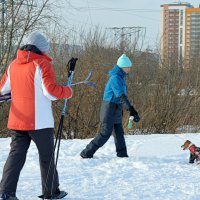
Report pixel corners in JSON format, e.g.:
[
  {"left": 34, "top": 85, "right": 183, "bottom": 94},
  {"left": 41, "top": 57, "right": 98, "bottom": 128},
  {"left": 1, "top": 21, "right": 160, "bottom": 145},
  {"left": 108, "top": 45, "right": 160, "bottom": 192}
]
[
  {"left": 67, "top": 57, "right": 78, "bottom": 78},
  {"left": 62, "top": 57, "right": 78, "bottom": 115}
]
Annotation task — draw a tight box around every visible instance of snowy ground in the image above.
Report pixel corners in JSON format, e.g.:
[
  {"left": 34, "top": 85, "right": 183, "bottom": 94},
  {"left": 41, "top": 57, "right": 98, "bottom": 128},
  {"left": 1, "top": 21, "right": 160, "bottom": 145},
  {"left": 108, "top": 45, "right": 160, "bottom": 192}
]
[{"left": 1, "top": 134, "right": 200, "bottom": 200}]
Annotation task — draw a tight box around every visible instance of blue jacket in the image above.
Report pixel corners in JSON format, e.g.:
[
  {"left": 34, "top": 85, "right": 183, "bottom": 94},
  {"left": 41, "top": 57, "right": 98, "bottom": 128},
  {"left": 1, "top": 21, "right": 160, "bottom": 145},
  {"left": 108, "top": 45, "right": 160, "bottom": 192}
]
[{"left": 103, "top": 65, "right": 127, "bottom": 104}]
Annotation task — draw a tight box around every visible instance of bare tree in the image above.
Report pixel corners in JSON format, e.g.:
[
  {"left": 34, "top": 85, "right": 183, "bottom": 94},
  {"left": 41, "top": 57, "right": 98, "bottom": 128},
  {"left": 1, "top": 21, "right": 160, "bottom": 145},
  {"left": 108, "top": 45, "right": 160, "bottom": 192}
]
[{"left": 0, "top": 0, "right": 57, "bottom": 74}]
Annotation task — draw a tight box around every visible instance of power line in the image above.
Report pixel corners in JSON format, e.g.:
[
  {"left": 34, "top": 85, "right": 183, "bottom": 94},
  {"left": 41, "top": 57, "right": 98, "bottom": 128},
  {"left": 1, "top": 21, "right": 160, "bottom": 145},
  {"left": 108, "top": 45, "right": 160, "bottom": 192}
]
[
  {"left": 66, "top": 4, "right": 160, "bottom": 22},
  {"left": 72, "top": 6, "right": 161, "bottom": 13}
]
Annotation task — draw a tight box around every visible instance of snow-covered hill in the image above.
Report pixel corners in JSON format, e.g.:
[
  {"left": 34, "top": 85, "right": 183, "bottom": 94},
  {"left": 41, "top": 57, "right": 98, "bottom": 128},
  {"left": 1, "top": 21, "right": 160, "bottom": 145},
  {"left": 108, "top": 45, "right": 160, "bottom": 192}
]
[{"left": 1, "top": 134, "right": 200, "bottom": 200}]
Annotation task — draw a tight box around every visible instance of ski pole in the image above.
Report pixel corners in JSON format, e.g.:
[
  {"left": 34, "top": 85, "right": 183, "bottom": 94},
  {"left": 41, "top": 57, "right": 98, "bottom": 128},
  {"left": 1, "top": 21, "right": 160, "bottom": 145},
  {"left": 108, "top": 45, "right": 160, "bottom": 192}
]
[
  {"left": 42, "top": 57, "right": 78, "bottom": 200},
  {"left": 50, "top": 57, "right": 78, "bottom": 199},
  {"left": 71, "top": 71, "right": 96, "bottom": 88}
]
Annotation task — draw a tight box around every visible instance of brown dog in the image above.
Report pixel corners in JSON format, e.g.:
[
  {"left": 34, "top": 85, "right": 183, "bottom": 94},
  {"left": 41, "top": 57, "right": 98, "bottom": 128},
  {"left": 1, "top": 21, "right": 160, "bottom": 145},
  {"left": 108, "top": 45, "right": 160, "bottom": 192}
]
[
  {"left": 181, "top": 140, "right": 200, "bottom": 163},
  {"left": 181, "top": 140, "right": 192, "bottom": 150}
]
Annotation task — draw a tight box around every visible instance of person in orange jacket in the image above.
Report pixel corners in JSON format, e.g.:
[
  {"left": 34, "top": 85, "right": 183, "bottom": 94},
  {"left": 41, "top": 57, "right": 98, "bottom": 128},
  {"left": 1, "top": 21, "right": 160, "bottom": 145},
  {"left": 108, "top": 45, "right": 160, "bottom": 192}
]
[{"left": 0, "top": 32, "right": 72, "bottom": 200}]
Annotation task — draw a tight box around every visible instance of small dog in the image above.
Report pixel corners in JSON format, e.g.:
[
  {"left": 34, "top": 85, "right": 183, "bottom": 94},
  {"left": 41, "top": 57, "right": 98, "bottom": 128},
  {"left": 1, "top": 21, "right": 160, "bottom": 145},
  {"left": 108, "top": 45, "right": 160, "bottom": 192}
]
[{"left": 181, "top": 140, "right": 200, "bottom": 164}]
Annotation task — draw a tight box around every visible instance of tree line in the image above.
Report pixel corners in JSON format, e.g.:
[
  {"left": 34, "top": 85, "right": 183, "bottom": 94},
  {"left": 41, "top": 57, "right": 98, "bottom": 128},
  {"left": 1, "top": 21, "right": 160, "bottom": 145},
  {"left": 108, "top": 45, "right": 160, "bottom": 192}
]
[{"left": 0, "top": 0, "right": 200, "bottom": 138}]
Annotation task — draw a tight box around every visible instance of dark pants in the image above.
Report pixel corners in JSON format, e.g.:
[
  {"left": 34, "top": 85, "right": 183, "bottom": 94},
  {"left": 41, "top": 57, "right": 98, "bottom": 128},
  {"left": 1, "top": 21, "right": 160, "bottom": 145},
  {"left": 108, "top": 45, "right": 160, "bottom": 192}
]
[
  {"left": 0, "top": 128, "right": 59, "bottom": 197},
  {"left": 81, "top": 101, "right": 128, "bottom": 158},
  {"left": 81, "top": 123, "right": 127, "bottom": 158}
]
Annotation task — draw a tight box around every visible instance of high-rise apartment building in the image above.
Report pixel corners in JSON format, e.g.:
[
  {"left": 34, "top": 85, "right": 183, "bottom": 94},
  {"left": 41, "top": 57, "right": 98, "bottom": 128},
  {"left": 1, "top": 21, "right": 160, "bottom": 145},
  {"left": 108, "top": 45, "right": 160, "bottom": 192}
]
[
  {"left": 185, "top": 8, "right": 200, "bottom": 65},
  {"left": 160, "top": 2, "right": 200, "bottom": 67}
]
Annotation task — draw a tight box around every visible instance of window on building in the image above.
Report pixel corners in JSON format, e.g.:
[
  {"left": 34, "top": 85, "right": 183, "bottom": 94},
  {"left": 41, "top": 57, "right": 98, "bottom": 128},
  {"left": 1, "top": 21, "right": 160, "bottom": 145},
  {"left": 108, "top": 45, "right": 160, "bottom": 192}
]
[
  {"left": 180, "top": 28, "right": 183, "bottom": 44},
  {"left": 180, "top": 10, "right": 183, "bottom": 26}
]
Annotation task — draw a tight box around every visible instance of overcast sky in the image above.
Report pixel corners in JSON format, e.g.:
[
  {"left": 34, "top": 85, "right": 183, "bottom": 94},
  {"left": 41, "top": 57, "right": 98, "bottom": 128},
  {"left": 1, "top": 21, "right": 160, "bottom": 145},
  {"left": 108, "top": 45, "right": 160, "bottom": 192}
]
[{"left": 60, "top": 0, "right": 199, "bottom": 49}]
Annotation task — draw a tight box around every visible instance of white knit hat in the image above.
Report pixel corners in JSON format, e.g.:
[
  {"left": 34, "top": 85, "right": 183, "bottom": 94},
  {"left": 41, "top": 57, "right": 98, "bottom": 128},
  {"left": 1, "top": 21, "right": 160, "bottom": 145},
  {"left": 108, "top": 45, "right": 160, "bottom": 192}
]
[{"left": 23, "top": 31, "right": 50, "bottom": 53}]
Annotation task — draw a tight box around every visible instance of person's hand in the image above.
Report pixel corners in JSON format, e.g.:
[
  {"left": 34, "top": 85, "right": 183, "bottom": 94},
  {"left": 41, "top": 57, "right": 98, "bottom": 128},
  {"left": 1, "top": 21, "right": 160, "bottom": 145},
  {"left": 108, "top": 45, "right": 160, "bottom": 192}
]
[
  {"left": 133, "top": 113, "right": 140, "bottom": 122},
  {"left": 129, "top": 106, "right": 140, "bottom": 122},
  {"left": 66, "top": 86, "right": 73, "bottom": 99}
]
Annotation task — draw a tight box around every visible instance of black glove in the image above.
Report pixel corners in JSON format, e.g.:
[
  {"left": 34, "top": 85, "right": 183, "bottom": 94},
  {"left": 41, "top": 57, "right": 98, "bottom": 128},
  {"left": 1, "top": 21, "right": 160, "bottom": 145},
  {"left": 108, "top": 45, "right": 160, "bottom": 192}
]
[{"left": 129, "top": 106, "right": 140, "bottom": 123}]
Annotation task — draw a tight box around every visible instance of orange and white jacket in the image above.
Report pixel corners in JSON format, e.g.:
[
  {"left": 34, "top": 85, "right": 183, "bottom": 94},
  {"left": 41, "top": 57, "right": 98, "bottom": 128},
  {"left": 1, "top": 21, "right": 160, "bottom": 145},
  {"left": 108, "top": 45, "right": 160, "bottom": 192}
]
[{"left": 0, "top": 49, "right": 72, "bottom": 130}]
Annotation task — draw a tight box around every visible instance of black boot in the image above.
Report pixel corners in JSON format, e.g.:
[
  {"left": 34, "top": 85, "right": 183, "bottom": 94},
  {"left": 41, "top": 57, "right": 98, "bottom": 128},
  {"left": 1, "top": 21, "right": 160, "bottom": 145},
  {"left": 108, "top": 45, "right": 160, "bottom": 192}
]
[
  {"left": 80, "top": 148, "right": 94, "bottom": 158},
  {"left": 116, "top": 147, "right": 128, "bottom": 158},
  {"left": 80, "top": 141, "right": 100, "bottom": 159},
  {"left": 0, "top": 194, "right": 19, "bottom": 200},
  {"left": 38, "top": 188, "right": 67, "bottom": 199}
]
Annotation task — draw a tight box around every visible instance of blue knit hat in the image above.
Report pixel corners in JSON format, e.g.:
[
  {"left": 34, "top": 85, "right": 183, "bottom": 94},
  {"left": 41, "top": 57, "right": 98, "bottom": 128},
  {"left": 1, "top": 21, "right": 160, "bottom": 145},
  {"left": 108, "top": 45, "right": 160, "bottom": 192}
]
[{"left": 117, "top": 54, "right": 132, "bottom": 68}]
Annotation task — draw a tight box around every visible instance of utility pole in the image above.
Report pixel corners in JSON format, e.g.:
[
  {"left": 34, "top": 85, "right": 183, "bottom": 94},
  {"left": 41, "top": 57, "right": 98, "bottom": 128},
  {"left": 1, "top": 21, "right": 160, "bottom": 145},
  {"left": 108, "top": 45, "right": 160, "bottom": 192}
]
[{"left": 106, "top": 26, "right": 146, "bottom": 53}]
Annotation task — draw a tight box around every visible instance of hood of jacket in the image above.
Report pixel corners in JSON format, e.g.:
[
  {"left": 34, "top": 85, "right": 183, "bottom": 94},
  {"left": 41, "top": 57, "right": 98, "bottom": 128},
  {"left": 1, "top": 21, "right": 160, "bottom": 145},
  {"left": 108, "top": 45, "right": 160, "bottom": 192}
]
[
  {"left": 16, "top": 49, "right": 52, "bottom": 64},
  {"left": 108, "top": 65, "right": 127, "bottom": 78}
]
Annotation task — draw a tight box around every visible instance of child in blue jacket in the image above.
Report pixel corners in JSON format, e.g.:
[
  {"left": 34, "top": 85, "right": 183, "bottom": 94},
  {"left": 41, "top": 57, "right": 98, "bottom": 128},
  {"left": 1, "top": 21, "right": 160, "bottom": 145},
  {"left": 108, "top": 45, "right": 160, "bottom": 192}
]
[{"left": 80, "top": 54, "right": 140, "bottom": 158}]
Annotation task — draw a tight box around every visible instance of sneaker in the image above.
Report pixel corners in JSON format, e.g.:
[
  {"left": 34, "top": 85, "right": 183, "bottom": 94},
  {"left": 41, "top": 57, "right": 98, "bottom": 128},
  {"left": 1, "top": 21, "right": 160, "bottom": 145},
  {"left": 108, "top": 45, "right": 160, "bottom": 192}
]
[
  {"left": 0, "top": 194, "right": 19, "bottom": 200},
  {"left": 38, "top": 189, "right": 68, "bottom": 199}
]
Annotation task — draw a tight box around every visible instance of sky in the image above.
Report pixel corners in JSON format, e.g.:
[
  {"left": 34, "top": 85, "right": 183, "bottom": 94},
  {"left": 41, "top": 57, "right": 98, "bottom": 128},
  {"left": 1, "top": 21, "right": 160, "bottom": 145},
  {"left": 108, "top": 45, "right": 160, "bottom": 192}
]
[
  {"left": 60, "top": 0, "right": 199, "bottom": 49},
  {"left": 1, "top": 133, "right": 200, "bottom": 199}
]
